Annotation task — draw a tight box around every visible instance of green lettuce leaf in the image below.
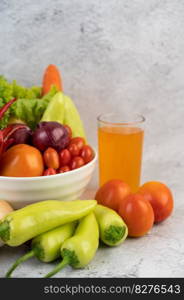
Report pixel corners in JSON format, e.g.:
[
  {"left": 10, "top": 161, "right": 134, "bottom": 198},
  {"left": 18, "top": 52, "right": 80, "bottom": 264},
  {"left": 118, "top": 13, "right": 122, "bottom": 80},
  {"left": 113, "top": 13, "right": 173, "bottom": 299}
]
[
  {"left": 0, "top": 76, "right": 41, "bottom": 103},
  {"left": 10, "top": 87, "right": 58, "bottom": 129},
  {"left": 0, "top": 76, "right": 57, "bottom": 129}
]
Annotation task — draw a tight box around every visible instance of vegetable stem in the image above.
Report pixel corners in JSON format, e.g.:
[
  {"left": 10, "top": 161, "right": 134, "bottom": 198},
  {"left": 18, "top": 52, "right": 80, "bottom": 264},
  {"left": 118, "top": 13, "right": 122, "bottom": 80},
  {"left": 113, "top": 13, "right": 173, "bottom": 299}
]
[
  {"left": 0, "top": 222, "right": 9, "bottom": 235},
  {"left": 0, "top": 221, "right": 10, "bottom": 241},
  {"left": 6, "top": 250, "right": 35, "bottom": 278},
  {"left": 44, "top": 257, "right": 69, "bottom": 278},
  {"left": 0, "top": 98, "right": 17, "bottom": 120},
  {"left": 104, "top": 225, "right": 126, "bottom": 244}
]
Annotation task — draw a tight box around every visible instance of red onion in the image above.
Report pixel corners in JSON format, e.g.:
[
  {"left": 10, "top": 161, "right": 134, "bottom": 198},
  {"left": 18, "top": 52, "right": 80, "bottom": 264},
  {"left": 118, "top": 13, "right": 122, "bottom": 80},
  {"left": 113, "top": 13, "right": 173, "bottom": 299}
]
[
  {"left": 0, "top": 124, "right": 32, "bottom": 156},
  {"left": 32, "top": 121, "right": 70, "bottom": 152},
  {"left": 9, "top": 124, "right": 32, "bottom": 145}
]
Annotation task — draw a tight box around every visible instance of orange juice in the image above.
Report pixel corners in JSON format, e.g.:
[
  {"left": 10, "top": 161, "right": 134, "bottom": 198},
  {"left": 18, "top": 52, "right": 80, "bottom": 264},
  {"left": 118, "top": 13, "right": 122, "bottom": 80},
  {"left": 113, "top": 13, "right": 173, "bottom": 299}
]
[{"left": 98, "top": 126, "right": 144, "bottom": 192}]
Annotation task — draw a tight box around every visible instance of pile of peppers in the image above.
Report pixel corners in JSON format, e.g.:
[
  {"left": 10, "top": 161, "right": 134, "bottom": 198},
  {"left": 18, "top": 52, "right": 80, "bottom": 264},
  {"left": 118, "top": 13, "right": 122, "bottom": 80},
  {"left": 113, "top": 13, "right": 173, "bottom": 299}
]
[{"left": 0, "top": 200, "right": 128, "bottom": 278}]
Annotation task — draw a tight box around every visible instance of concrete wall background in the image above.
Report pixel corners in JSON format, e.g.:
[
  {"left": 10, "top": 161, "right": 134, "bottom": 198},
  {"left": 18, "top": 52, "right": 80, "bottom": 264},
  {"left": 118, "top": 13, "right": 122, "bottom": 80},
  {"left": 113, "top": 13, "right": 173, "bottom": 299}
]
[{"left": 0, "top": 0, "right": 183, "bottom": 191}]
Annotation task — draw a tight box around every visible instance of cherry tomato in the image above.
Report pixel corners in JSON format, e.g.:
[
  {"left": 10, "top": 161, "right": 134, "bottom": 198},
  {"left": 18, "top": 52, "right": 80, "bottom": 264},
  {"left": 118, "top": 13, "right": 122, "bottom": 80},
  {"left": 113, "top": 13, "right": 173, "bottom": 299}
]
[
  {"left": 58, "top": 166, "right": 70, "bottom": 173},
  {"left": 118, "top": 193, "right": 154, "bottom": 237},
  {"left": 70, "top": 156, "right": 85, "bottom": 170},
  {"left": 43, "top": 168, "right": 56, "bottom": 176},
  {"left": 69, "top": 137, "right": 85, "bottom": 151},
  {"left": 95, "top": 179, "right": 131, "bottom": 212},
  {"left": 59, "top": 149, "right": 71, "bottom": 166},
  {"left": 138, "top": 181, "right": 174, "bottom": 223},
  {"left": 0, "top": 144, "right": 44, "bottom": 177},
  {"left": 80, "top": 145, "right": 94, "bottom": 163},
  {"left": 67, "top": 143, "right": 80, "bottom": 157},
  {"left": 43, "top": 147, "right": 60, "bottom": 169},
  {"left": 64, "top": 125, "right": 72, "bottom": 139}
]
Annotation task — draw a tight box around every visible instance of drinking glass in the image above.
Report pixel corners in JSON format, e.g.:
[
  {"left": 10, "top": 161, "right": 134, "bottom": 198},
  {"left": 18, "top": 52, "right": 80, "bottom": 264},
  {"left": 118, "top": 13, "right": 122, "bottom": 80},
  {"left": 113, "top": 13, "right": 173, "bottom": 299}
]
[{"left": 97, "top": 112, "right": 145, "bottom": 192}]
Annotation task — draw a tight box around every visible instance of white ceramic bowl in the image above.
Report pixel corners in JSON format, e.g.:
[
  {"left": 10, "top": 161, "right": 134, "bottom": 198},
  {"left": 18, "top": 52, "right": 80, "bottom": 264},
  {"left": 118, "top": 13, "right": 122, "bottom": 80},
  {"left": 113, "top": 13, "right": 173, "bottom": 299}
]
[{"left": 0, "top": 149, "right": 97, "bottom": 209}]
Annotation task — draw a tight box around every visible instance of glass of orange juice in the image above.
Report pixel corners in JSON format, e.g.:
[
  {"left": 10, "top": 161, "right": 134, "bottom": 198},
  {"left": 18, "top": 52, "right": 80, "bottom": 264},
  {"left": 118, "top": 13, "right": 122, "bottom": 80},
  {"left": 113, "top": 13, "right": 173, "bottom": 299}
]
[{"left": 97, "top": 113, "right": 145, "bottom": 192}]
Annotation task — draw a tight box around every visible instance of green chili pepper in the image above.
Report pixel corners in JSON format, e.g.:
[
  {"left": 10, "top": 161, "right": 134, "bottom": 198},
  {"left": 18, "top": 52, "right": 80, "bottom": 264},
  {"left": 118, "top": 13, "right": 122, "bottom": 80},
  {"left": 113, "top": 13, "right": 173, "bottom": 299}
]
[
  {"left": 44, "top": 212, "right": 99, "bottom": 278},
  {"left": 0, "top": 200, "right": 96, "bottom": 247},
  {"left": 94, "top": 204, "right": 128, "bottom": 246},
  {"left": 6, "top": 222, "right": 77, "bottom": 278}
]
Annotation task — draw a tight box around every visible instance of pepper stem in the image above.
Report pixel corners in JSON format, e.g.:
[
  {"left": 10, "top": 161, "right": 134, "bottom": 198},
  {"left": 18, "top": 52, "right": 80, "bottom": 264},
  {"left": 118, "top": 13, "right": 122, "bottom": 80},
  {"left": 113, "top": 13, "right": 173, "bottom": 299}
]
[
  {"left": 0, "top": 221, "right": 9, "bottom": 241},
  {"left": 6, "top": 250, "right": 35, "bottom": 278},
  {"left": 44, "top": 257, "right": 69, "bottom": 278},
  {"left": 0, "top": 222, "right": 9, "bottom": 235}
]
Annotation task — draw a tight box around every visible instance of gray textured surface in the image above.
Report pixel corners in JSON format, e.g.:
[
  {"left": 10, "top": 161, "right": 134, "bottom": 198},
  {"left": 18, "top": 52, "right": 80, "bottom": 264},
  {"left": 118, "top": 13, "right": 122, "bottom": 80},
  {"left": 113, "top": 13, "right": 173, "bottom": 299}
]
[{"left": 0, "top": 0, "right": 184, "bottom": 277}]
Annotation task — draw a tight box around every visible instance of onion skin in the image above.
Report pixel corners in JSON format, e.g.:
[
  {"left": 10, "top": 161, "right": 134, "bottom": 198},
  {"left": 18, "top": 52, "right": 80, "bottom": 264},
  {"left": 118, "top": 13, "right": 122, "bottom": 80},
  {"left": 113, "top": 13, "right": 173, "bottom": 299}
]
[
  {"left": 32, "top": 121, "right": 70, "bottom": 152},
  {"left": 7, "top": 124, "right": 32, "bottom": 146},
  {"left": 0, "top": 124, "right": 32, "bottom": 157},
  {"left": 0, "top": 200, "right": 13, "bottom": 220}
]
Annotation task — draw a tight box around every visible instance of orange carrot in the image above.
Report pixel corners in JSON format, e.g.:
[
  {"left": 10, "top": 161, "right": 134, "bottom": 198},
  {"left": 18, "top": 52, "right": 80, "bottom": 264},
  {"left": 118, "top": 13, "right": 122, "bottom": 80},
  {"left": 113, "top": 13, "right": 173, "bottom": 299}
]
[{"left": 42, "top": 64, "right": 63, "bottom": 95}]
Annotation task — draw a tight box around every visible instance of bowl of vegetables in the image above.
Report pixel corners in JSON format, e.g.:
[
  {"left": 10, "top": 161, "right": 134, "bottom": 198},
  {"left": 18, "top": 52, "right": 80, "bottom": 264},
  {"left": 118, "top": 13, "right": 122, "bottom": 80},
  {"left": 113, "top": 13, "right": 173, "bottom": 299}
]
[
  {"left": 0, "top": 65, "right": 97, "bottom": 208},
  {"left": 0, "top": 146, "right": 97, "bottom": 209}
]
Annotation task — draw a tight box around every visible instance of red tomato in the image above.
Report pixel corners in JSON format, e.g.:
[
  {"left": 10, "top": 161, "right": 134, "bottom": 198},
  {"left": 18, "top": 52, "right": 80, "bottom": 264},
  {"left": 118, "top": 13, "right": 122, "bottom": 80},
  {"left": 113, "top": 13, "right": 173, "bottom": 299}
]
[
  {"left": 0, "top": 144, "right": 44, "bottom": 177},
  {"left": 80, "top": 145, "right": 94, "bottom": 163},
  {"left": 118, "top": 193, "right": 154, "bottom": 237},
  {"left": 43, "top": 168, "right": 56, "bottom": 176},
  {"left": 43, "top": 147, "right": 60, "bottom": 169},
  {"left": 58, "top": 166, "right": 70, "bottom": 173},
  {"left": 59, "top": 149, "right": 71, "bottom": 166},
  {"left": 64, "top": 125, "right": 72, "bottom": 139},
  {"left": 138, "top": 181, "right": 174, "bottom": 223},
  {"left": 70, "top": 156, "right": 85, "bottom": 170},
  {"left": 69, "top": 137, "right": 85, "bottom": 151},
  {"left": 95, "top": 179, "right": 131, "bottom": 212},
  {"left": 67, "top": 143, "right": 80, "bottom": 157}
]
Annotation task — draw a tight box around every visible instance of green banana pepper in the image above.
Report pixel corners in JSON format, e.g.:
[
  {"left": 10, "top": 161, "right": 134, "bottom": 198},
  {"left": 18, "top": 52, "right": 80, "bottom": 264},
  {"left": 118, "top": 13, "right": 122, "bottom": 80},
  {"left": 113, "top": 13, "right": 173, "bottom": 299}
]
[
  {"left": 44, "top": 212, "right": 99, "bottom": 278},
  {"left": 94, "top": 204, "right": 128, "bottom": 246},
  {"left": 6, "top": 222, "right": 77, "bottom": 278},
  {"left": 0, "top": 200, "right": 96, "bottom": 246}
]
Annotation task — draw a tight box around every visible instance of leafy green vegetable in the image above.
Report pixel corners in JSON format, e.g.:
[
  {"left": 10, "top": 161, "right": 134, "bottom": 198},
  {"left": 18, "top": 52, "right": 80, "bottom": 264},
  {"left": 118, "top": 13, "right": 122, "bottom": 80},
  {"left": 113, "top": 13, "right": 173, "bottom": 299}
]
[
  {"left": 11, "top": 87, "right": 58, "bottom": 129},
  {"left": 12, "top": 81, "right": 41, "bottom": 100},
  {"left": 0, "top": 76, "right": 41, "bottom": 103},
  {"left": 0, "top": 76, "right": 57, "bottom": 129}
]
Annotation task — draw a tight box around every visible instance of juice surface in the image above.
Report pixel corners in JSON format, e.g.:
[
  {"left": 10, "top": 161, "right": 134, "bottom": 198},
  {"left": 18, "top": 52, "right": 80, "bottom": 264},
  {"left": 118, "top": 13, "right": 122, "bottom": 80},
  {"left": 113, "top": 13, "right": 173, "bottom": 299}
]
[{"left": 98, "top": 126, "right": 144, "bottom": 192}]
